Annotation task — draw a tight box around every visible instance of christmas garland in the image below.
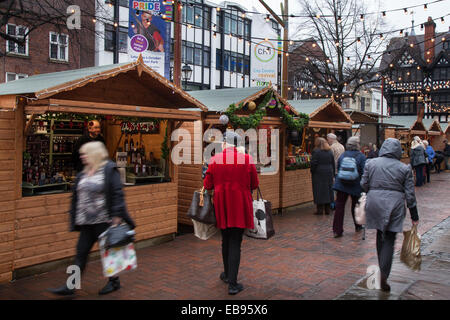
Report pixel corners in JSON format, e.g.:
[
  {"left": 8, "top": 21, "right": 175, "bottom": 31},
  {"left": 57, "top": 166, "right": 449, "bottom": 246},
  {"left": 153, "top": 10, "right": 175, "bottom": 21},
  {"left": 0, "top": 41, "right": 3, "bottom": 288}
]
[
  {"left": 38, "top": 112, "right": 161, "bottom": 124},
  {"left": 161, "top": 121, "right": 170, "bottom": 160},
  {"left": 224, "top": 92, "right": 309, "bottom": 131}
]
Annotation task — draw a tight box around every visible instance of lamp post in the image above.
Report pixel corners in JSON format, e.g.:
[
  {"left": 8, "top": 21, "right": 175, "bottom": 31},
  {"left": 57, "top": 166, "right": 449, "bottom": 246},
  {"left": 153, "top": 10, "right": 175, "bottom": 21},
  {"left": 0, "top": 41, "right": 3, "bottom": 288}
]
[{"left": 181, "top": 64, "right": 192, "bottom": 91}]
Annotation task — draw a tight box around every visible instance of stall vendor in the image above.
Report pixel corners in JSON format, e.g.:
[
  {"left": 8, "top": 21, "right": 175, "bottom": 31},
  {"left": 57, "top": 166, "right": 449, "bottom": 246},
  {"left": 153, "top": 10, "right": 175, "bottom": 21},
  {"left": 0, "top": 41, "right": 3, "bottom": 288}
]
[{"left": 73, "top": 120, "right": 106, "bottom": 172}]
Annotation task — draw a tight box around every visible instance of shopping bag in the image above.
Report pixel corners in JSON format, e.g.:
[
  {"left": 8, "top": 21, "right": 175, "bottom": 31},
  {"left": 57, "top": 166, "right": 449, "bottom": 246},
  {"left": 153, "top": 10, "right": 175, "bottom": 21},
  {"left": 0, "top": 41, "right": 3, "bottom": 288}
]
[
  {"left": 354, "top": 193, "right": 366, "bottom": 225},
  {"left": 99, "top": 233, "right": 137, "bottom": 278},
  {"left": 400, "top": 224, "right": 422, "bottom": 271},
  {"left": 187, "top": 187, "right": 216, "bottom": 225},
  {"left": 192, "top": 219, "right": 218, "bottom": 240},
  {"left": 245, "top": 188, "right": 275, "bottom": 240}
]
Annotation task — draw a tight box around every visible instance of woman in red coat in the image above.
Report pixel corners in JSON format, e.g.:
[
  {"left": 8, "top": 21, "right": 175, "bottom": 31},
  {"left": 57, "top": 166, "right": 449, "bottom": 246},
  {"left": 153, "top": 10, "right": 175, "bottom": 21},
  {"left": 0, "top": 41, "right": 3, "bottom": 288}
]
[{"left": 204, "top": 131, "right": 259, "bottom": 295}]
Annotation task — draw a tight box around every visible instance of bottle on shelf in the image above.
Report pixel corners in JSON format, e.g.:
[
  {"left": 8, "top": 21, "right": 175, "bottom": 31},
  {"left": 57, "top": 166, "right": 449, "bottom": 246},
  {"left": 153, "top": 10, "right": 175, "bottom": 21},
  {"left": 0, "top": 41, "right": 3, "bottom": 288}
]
[{"left": 124, "top": 133, "right": 129, "bottom": 153}]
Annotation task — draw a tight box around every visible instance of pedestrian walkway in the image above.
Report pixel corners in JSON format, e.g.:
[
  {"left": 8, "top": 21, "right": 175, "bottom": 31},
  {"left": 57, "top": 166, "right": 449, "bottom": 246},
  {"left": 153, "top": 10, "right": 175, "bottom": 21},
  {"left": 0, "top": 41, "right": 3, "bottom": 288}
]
[{"left": 0, "top": 172, "right": 448, "bottom": 300}]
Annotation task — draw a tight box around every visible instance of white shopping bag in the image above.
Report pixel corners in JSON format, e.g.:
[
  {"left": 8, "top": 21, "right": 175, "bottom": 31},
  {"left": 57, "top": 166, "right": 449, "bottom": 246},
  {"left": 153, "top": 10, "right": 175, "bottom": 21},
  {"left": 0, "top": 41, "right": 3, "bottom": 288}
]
[
  {"left": 245, "top": 188, "right": 275, "bottom": 240},
  {"left": 354, "top": 193, "right": 366, "bottom": 225},
  {"left": 192, "top": 219, "right": 218, "bottom": 240},
  {"left": 99, "top": 235, "right": 137, "bottom": 278}
]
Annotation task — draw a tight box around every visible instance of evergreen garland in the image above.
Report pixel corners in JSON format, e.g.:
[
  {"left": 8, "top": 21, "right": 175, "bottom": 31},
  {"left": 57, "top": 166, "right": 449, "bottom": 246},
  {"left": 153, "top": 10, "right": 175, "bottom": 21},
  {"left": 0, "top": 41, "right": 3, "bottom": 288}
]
[
  {"left": 161, "top": 121, "right": 170, "bottom": 160},
  {"left": 224, "top": 92, "right": 309, "bottom": 131}
]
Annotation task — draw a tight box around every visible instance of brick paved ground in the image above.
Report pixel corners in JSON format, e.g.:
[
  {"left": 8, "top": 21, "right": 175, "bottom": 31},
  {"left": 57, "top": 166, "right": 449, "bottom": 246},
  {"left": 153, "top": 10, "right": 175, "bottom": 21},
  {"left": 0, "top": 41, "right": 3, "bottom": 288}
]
[{"left": 0, "top": 172, "right": 448, "bottom": 300}]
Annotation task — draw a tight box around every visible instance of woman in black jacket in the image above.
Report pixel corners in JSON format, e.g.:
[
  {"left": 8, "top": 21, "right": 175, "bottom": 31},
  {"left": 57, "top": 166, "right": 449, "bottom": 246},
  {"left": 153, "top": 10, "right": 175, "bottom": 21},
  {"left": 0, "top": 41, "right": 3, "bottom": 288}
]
[
  {"left": 49, "top": 141, "right": 135, "bottom": 296},
  {"left": 311, "top": 137, "right": 335, "bottom": 215}
]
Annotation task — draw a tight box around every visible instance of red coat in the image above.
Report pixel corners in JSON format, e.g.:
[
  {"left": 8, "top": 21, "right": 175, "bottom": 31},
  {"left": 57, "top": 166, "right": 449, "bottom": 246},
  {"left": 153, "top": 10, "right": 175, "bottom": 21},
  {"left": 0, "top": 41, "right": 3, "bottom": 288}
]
[{"left": 204, "top": 147, "right": 259, "bottom": 230}]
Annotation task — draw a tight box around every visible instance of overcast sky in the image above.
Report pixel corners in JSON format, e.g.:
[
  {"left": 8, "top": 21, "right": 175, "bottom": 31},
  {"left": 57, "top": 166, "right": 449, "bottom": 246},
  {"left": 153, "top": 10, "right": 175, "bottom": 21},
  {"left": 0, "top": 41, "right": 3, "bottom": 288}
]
[{"left": 227, "top": 0, "right": 449, "bottom": 36}]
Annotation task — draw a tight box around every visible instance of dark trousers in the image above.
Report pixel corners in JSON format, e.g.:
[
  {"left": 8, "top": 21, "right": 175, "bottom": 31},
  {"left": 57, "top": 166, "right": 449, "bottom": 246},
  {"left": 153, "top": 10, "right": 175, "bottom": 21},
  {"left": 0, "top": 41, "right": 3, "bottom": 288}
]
[
  {"left": 376, "top": 230, "right": 397, "bottom": 279},
  {"left": 333, "top": 191, "right": 360, "bottom": 235},
  {"left": 221, "top": 228, "right": 244, "bottom": 286},
  {"left": 414, "top": 164, "right": 425, "bottom": 186},
  {"left": 74, "top": 223, "right": 117, "bottom": 280},
  {"left": 425, "top": 163, "right": 432, "bottom": 183}
]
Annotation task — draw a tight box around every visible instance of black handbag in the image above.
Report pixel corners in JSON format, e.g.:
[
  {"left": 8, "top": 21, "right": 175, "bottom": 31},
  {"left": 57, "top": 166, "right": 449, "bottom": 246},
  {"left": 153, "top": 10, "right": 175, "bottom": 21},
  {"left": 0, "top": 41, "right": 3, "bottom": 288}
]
[
  {"left": 187, "top": 187, "right": 216, "bottom": 225},
  {"left": 103, "top": 223, "right": 135, "bottom": 249}
]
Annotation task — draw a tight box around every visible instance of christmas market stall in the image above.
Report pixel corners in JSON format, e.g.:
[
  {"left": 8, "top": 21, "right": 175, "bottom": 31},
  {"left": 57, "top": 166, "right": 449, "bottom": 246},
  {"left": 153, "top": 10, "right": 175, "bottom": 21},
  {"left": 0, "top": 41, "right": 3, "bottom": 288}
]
[
  {"left": 427, "top": 119, "right": 445, "bottom": 150},
  {"left": 176, "top": 86, "right": 309, "bottom": 225},
  {"left": 288, "top": 98, "right": 354, "bottom": 206},
  {"left": 0, "top": 57, "right": 207, "bottom": 282}
]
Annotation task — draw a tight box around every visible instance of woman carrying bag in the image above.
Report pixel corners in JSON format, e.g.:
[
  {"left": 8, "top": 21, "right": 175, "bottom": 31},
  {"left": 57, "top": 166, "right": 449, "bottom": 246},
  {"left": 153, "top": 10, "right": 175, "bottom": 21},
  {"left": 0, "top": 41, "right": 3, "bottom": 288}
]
[
  {"left": 49, "top": 141, "right": 135, "bottom": 296},
  {"left": 361, "top": 138, "right": 419, "bottom": 292}
]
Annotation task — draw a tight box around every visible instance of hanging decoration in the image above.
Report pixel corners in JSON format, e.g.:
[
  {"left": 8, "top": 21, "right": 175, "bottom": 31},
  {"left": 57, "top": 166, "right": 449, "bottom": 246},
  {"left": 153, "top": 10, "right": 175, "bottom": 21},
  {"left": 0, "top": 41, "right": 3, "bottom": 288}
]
[
  {"left": 120, "top": 121, "right": 160, "bottom": 134},
  {"left": 247, "top": 101, "right": 257, "bottom": 111},
  {"left": 219, "top": 114, "right": 229, "bottom": 125},
  {"left": 224, "top": 92, "right": 309, "bottom": 131}
]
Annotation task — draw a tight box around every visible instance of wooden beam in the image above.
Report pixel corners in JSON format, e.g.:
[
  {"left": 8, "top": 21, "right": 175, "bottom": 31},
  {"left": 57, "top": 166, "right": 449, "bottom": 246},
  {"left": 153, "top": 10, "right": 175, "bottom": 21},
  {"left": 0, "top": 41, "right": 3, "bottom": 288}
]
[
  {"left": 24, "top": 105, "right": 201, "bottom": 121},
  {"left": 24, "top": 114, "right": 37, "bottom": 136},
  {"left": 307, "top": 121, "right": 352, "bottom": 129},
  {"left": 29, "top": 99, "right": 201, "bottom": 117},
  {"left": 0, "top": 95, "right": 17, "bottom": 110},
  {"left": 258, "top": 0, "right": 285, "bottom": 28}
]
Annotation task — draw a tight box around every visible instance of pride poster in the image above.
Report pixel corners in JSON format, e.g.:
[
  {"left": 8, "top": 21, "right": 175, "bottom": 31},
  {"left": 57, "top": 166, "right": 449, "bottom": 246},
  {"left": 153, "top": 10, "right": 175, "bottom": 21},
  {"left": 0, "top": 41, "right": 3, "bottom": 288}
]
[{"left": 128, "top": 0, "right": 172, "bottom": 79}]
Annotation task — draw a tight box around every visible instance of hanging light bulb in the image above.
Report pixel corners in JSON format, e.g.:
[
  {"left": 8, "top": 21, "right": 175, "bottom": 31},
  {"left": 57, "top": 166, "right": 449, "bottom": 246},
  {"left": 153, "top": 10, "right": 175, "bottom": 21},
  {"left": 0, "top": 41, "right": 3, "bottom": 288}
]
[
  {"left": 441, "top": 17, "right": 445, "bottom": 24},
  {"left": 360, "top": 14, "right": 364, "bottom": 21},
  {"left": 424, "top": 4, "right": 428, "bottom": 10},
  {"left": 216, "top": 7, "right": 220, "bottom": 12},
  {"left": 382, "top": 11, "right": 386, "bottom": 18},
  {"left": 380, "top": 34, "right": 384, "bottom": 40},
  {"left": 420, "top": 24, "right": 424, "bottom": 30},
  {"left": 404, "top": 8, "right": 408, "bottom": 14},
  {"left": 400, "top": 29, "right": 403, "bottom": 35},
  {"left": 410, "top": 43, "right": 414, "bottom": 48},
  {"left": 347, "top": 57, "right": 350, "bottom": 61},
  {"left": 213, "top": 32, "right": 217, "bottom": 38},
  {"left": 265, "top": 14, "right": 270, "bottom": 22},
  {"left": 316, "top": 13, "right": 321, "bottom": 19},
  {"left": 312, "top": 43, "right": 316, "bottom": 47},
  {"left": 357, "top": 37, "right": 361, "bottom": 43},
  {"left": 338, "top": 16, "right": 342, "bottom": 24},
  {"left": 289, "top": 40, "right": 294, "bottom": 45}
]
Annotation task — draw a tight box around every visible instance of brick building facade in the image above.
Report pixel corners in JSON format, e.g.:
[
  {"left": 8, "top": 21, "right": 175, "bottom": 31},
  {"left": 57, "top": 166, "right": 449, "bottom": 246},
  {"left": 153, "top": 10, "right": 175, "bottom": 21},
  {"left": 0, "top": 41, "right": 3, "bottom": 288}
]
[{"left": 0, "top": 0, "right": 95, "bottom": 83}]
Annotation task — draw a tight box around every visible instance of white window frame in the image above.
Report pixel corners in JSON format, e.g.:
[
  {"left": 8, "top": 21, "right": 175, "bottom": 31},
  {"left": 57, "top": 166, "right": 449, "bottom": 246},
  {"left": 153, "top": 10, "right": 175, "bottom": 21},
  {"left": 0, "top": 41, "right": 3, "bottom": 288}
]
[
  {"left": 6, "top": 72, "right": 28, "bottom": 82},
  {"left": 6, "top": 24, "right": 29, "bottom": 56},
  {"left": 49, "top": 32, "right": 69, "bottom": 62}
]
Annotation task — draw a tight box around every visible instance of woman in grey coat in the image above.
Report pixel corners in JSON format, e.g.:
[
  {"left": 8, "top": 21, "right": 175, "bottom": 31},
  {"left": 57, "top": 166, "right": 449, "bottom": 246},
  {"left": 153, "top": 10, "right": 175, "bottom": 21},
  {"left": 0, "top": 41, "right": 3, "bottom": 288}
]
[{"left": 361, "top": 138, "right": 419, "bottom": 292}]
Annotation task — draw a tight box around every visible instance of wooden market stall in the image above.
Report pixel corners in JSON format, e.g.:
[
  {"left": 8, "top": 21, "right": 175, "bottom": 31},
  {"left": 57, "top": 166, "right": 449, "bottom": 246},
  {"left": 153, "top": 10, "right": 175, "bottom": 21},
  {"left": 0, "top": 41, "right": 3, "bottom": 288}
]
[
  {"left": 177, "top": 86, "right": 307, "bottom": 225},
  {"left": 287, "top": 98, "right": 354, "bottom": 208},
  {"left": 0, "top": 57, "right": 208, "bottom": 282},
  {"left": 427, "top": 119, "right": 445, "bottom": 151}
]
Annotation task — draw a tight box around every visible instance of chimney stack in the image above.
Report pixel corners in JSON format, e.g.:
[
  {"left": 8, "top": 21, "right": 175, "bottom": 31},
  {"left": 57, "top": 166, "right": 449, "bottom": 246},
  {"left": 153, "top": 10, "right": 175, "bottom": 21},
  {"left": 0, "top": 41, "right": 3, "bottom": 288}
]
[{"left": 424, "top": 16, "right": 436, "bottom": 64}]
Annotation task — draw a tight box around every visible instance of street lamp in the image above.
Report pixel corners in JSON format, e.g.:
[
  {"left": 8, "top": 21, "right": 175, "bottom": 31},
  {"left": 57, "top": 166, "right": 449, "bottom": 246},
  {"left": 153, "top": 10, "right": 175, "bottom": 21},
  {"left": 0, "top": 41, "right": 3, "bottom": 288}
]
[{"left": 181, "top": 64, "right": 192, "bottom": 91}]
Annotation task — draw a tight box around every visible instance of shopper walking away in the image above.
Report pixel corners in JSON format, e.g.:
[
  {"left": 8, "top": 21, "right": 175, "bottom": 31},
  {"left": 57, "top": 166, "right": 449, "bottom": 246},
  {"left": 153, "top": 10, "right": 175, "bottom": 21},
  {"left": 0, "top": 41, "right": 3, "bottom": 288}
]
[
  {"left": 73, "top": 120, "right": 106, "bottom": 172},
  {"left": 361, "top": 138, "right": 419, "bottom": 292},
  {"left": 311, "top": 137, "right": 335, "bottom": 215},
  {"left": 327, "top": 133, "right": 345, "bottom": 168},
  {"left": 367, "top": 143, "right": 379, "bottom": 159},
  {"left": 410, "top": 136, "right": 427, "bottom": 187},
  {"left": 423, "top": 140, "right": 434, "bottom": 183},
  {"left": 434, "top": 150, "right": 445, "bottom": 173},
  {"left": 204, "top": 131, "right": 259, "bottom": 295},
  {"left": 49, "top": 141, "right": 135, "bottom": 296},
  {"left": 444, "top": 140, "right": 450, "bottom": 170},
  {"left": 332, "top": 136, "right": 366, "bottom": 238}
]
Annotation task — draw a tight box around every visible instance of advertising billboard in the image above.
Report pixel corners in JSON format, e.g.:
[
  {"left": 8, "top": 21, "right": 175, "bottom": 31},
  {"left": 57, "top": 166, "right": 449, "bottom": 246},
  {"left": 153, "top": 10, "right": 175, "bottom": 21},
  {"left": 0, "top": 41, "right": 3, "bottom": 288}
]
[{"left": 128, "top": 0, "right": 172, "bottom": 79}]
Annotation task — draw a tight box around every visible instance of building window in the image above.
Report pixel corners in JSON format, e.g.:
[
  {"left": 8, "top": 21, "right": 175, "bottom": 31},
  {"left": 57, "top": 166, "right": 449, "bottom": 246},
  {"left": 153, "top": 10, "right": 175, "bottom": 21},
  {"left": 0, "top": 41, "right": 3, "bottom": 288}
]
[
  {"left": 105, "top": 0, "right": 128, "bottom": 7},
  {"left": 6, "top": 72, "right": 27, "bottom": 82},
  {"left": 444, "top": 41, "right": 450, "bottom": 50},
  {"left": 104, "top": 25, "right": 127, "bottom": 53},
  {"left": 49, "top": 32, "right": 69, "bottom": 61},
  {"left": 360, "top": 97, "right": 366, "bottom": 111},
  {"left": 376, "top": 99, "right": 380, "bottom": 112},
  {"left": 6, "top": 24, "right": 28, "bottom": 55}
]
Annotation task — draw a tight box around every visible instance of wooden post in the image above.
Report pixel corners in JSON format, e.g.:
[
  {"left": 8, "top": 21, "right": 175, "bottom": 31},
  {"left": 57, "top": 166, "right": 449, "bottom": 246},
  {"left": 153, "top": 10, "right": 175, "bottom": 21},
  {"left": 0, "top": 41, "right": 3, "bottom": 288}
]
[
  {"left": 281, "top": 0, "right": 289, "bottom": 99},
  {"left": 278, "top": 124, "right": 286, "bottom": 215},
  {"left": 167, "top": 120, "right": 174, "bottom": 180},
  {"left": 173, "top": 0, "right": 182, "bottom": 87}
]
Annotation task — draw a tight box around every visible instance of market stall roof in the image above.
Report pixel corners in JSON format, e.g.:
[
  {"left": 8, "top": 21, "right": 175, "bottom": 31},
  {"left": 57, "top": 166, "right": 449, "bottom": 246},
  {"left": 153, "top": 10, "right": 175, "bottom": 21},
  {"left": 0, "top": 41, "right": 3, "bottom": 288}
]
[
  {"left": 381, "top": 115, "right": 435, "bottom": 130},
  {"left": 343, "top": 109, "right": 386, "bottom": 124},
  {"left": 445, "top": 123, "right": 450, "bottom": 135},
  {"left": 0, "top": 56, "right": 208, "bottom": 116},
  {"left": 427, "top": 119, "right": 444, "bottom": 135},
  {"left": 188, "top": 86, "right": 299, "bottom": 116},
  {"left": 289, "top": 98, "right": 353, "bottom": 129}
]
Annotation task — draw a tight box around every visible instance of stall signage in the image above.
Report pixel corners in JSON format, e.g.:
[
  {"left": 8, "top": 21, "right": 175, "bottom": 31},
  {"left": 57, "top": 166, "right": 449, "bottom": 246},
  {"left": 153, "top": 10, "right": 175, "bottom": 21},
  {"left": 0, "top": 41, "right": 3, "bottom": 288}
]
[
  {"left": 128, "top": 0, "right": 171, "bottom": 79},
  {"left": 121, "top": 122, "right": 160, "bottom": 134}
]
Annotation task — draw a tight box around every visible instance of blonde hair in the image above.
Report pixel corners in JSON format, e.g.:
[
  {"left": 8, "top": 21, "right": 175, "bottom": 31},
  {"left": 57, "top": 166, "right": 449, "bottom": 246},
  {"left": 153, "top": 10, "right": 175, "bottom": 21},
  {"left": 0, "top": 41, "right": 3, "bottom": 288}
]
[
  {"left": 422, "top": 140, "right": 429, "bottom": 147},
  {"left": 79, "top": 141, "right": 109, "bottom": 173},
  {"left": 315, "top": 137, "right": 331, "bottom": 151}
]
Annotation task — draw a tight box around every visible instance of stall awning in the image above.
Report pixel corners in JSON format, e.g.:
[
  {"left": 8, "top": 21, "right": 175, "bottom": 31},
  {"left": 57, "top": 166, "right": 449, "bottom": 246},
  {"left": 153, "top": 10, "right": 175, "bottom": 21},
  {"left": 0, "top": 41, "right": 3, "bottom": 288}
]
[
  {"left": 289, "top": 98, "right": 353, "bottom": 129},
  {"left": 189, "top": 86, "right": 299, "bottom": 116},
  {"left": 343, "top": 109, "right": 386, "bottom": 124},
  {"left": 0, "top": 56, "right": 208, "bottom": 117},
  {"left": 428, "top": 119, "right": 444, "bottom": 136}
]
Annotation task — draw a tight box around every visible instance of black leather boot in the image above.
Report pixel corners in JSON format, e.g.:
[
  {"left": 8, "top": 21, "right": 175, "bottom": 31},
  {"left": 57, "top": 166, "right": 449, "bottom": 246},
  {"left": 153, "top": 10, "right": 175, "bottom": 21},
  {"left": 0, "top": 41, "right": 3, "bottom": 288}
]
[
  {"left": 220, "top": 272, "right": 229, "bottom": 284},
  {"left": 380, "top": 274, "right": 391, "bottom": 292},
  {"left": 48, "top": 284, "right": 75, "bottom": 296},
  {"left": 98, "top": 277, "right": 121, "bottom": 295},
  {"left": 228, "top": 283, "right": 244, "bottom": 295}
]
